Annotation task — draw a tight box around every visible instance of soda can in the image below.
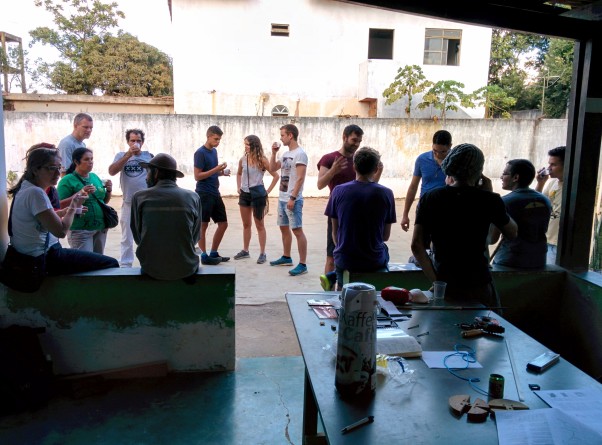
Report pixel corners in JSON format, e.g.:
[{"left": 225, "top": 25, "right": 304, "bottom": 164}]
[{"left": 489, "top": 373, "right": 504, "bottom": 399}]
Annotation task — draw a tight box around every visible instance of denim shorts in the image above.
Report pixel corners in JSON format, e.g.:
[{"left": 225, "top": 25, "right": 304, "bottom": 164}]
[{"left": 277, "top": 199, "right": 303, "bottom": 229}]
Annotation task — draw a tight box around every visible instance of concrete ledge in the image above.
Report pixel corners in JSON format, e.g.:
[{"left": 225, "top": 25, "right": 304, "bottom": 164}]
[{"left": 0, "top": 266, "right": 235, "bottom": 375}]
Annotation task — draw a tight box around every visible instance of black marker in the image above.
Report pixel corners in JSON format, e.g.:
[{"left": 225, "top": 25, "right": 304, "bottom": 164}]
[{"left": 341, "top": 415, "right": 374, "bottom": 434}]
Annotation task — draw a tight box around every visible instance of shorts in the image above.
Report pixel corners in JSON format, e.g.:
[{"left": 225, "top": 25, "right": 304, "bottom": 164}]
[
  {"left": 277, "top": 199, "right": 303, "bottom": 229},
  {"left": 238, "top": 190, "right": 268, "bottom": 220},
  {"left": 326, "top": 217, "right": 335, "bottom": 257},
  {"left": 197, "top": 192, "right": 227, "bottom": 223}
]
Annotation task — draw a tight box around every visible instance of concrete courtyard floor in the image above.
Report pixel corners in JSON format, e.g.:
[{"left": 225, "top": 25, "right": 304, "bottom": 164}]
[{"left": 104, "top": 195, "right": 413, "bottom": 358}]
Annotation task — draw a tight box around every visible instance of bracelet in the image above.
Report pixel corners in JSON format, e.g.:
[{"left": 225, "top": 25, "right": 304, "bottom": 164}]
[{"left": 289, "top": 195, "right": 297, "bottom": 201}]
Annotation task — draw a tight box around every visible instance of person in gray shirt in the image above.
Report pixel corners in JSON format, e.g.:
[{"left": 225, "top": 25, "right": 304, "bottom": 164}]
[
  {"left": 131, "top": 154, "right": 202, "bottom": 280},
  {"left": 57, "top": 113, "right": 93, "bottom": 173},
  {"left": 490, "top": 159, "right": 551, "bottom": 268}
]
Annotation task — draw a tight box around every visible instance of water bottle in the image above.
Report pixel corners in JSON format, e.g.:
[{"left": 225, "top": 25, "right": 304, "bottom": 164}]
[{"left": 335, "top": 282, "right": 378, "bottom": 400}]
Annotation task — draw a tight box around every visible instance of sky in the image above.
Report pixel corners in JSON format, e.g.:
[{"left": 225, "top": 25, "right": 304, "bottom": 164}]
[{"left": 0, "top": 0, "right": 173, "bottom": 92}]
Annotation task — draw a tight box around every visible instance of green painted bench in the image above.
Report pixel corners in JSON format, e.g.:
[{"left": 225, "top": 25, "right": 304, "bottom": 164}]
[{"left": 0, "top": 266, "right": 235, "bottom": 375}]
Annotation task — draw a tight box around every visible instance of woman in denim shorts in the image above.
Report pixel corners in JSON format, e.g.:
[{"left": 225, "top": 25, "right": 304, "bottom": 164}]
[{"left": 234, "top": 135, "right": 280, "bottom": 264}]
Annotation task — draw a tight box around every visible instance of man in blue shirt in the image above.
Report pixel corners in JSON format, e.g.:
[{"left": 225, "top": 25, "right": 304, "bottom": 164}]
[
  {"left": 194, "top": 125, "right": 230, "bottom": 265},
  {"left": 490, "top": 159, "right": 551, "bottom": 268},
  {"left": 401, "top": 130, "right": 452, "bottom": 232}
]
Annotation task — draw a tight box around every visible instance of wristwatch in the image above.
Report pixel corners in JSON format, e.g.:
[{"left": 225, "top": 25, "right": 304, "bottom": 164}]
[{"left": 289, "top": 195, "right": 297, "bottom": 201}]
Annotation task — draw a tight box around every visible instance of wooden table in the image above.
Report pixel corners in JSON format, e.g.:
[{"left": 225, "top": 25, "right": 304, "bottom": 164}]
[{"left": 286, "top": 292, "right": 602, "bottom": 445}]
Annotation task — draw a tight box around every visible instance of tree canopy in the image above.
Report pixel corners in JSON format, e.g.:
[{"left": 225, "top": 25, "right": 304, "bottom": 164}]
[{"left": 29, "top": 0, "right": 173, "bottom": 96}]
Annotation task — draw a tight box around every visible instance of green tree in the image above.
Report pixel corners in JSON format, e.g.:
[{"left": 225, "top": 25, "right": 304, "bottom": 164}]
[
  {"left": 540, "top": 38, "right": 574, "bottom": 118},
  {"left": 489, "top": 29, "right": 548, "bottom": 113},
  {"left": 471, "top": 85, "right": 517, "bottom": 118},
  {"left": 417, "top": 80, "right": 473, "bottom": 121},
  {"left": 29, "top": 0, "right": 173, "bottom": 96},
  {"left": 382, "top": 64, "right": 431, "bottom": 117}
]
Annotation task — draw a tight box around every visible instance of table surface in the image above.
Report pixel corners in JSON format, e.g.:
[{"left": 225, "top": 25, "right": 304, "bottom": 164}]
[{"left": 286, "top": 292, "right": 601, "bottom": 445}]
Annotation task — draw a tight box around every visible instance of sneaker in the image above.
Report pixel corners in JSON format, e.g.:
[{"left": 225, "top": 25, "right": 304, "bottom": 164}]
[
  {"left": 270, "top": 256, "right": 293, "bottom": 267},
  {"left": 201, "top": 254, "right": 222, "bottom": 265},
  {"left": 234, "top": 250, "right": 250, "bottom": 260},
  {"left": 319, "top": 271, "right": 336, "bottom": 291},
  {"left": 257, "top": 253, "right": 267, "bottom": 264},
  {"left": 210, "top": 252, "right": 230, "bottom": 262},
  {"left": 289, "top": 264, "right": 308, "bottom": 276}
]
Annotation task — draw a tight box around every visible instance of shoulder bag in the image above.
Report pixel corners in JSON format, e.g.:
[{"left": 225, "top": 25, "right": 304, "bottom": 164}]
[
  {"left": 246, "top": 155, "right": 268, "bottom": 200},
  {"left": 246, "top": 155, "right": 269, "bottom": 219},
  {"left": 76, "top": 175, "right": 119, "bottom": 229},
  {"left": 0, "top": 196, "right": 49, "bottom": 293}
]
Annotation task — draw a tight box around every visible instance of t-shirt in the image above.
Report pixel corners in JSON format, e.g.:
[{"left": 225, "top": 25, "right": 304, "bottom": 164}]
[
  {"left": 494, "top": 188, "right": 551, "bottom": 269},
  {"left": 416, "top": 185, "right": 509, "bottom": 287},
  {"left": 112, "top": 151, "right": 154, "bottom": 203},
  {"left": 413, "top": 151, "right": 446, "bottom": 196},
  {"left": 325, "top": 180, "right": 396, "bottom": 272},
  {"left": 10, "top": 180, "right": 60, "bottom": 256},
  {"left": 57, "top": 172, "right": 107, "bottom": 230},
  {"left": 240, "top": 156, "right": 266, "bottom": 192},
  {"left": 542, "top": 178, "right": 563, "bottom": 246},
  {"left": 316, "top": 151, "right": 355, "bottom": 193},
  {"left": 194, "top": 145, "right": 220, "bottom": 196},
  {"left": 57, "top": 134, "right": 86, "bottom": 170},
  {"left": 278, "top": 147, "right": 308, "bottom": 201}
]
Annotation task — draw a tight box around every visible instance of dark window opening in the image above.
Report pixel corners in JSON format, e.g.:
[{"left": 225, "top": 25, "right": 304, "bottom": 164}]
[
  {"left": 368, "top": 28, "right": 394, "bottom": 60},
  {"left": 271, "top": 24, "right": 289, "bottom": 37}
]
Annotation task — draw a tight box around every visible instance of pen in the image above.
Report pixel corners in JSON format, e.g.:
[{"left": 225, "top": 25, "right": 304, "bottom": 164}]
[
  {"left": 341, "top": 415, "right": 374, "bottom": 434},
  {"left": 407, "top": 324, "right": 419, "bottom": 329},
  {"left": 416, "top": 331, "right": 429, "bottom": 337}
]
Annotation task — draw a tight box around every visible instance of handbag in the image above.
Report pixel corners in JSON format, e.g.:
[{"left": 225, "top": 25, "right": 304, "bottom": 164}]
[
  {"left": 97, "top": 200, "right": 119, "bottom": 229},
  {"left": 0, "top": 197, "right": 49, "bottom": 293},
  {"left": 249, "top": 184, "right": 267, "bottom": 200},
  {"left": 246, "top": 155, "right": 269, "bottom": 219},
  {"left": 76, "top": 175, "right": 119, "bottom": 229}
]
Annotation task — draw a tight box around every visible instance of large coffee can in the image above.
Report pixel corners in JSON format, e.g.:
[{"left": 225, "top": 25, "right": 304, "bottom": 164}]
[{"left": 335, "top": 282, "right": 378, "bottom": 400}]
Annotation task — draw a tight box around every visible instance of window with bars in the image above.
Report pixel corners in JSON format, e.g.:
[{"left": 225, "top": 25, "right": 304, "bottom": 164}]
[
  {"left": 424, "top": 28, "right": 461, "bottom": 66},
  {"left": 271, "top": 105, "right": 289, "bottom": 116}
]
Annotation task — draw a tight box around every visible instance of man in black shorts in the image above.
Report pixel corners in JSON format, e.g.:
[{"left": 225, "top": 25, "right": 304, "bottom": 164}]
[{"left": 193, "top": 125, "right": 230, "bottom": 265}]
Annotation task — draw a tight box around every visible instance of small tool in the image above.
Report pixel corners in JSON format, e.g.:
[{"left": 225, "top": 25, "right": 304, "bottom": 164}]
[{"left": 341, "top": 415, "right": 374, "bottom": 434}]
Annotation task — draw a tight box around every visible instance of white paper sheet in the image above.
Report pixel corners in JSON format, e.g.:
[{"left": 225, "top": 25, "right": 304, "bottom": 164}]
[
  {"left": 535, "top": 388, "right": 602, "bottom": 436},
  {"left": 496, "top": 408, "right": 602, "bottom": 445},
  {"left": 421, "top": 351, "right": 483, "bottom": 369}
]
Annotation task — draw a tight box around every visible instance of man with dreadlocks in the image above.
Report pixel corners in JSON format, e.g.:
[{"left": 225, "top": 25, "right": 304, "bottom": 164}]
[{"left": 411, "top": 143, "right": 517, "bottom": 308}]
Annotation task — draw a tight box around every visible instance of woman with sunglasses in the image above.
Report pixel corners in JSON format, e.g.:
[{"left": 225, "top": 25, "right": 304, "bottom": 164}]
[
  {"left": 57, "top": 147, "right": 114, "bottom": 254},
  {"left": 4, "top": 147, "right": 118, "bottom": 277}
]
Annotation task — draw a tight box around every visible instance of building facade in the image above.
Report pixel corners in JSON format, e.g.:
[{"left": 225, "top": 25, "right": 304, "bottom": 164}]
[{"left": 170, "top": 0, "right": 491, "bottom": 118}]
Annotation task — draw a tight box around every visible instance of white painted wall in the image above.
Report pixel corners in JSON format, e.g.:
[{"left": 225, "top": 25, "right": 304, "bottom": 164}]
[
  {"left": 171, "top": 0, "right": 491, "bottom": 118},
  {"left": 4, "top": 113, "right": 567, "bottom": 199}
]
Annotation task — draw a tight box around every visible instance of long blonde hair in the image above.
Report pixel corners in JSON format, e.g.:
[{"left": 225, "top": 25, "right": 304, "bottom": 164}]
[{"left": 245, "top": 135, "right": 265, "bottom": 170}]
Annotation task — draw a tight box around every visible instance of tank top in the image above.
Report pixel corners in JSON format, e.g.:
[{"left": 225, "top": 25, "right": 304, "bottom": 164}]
[{"left": 241, "top": 156, "right": 266, "bottom": 192}]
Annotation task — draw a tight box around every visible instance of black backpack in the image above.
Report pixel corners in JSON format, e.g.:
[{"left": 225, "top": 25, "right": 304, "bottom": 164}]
[{"left": 0, "top": 325, "right": 54, "bottom": 415}]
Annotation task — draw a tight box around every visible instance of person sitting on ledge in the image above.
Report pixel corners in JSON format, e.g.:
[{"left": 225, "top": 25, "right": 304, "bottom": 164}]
[{"left": 131, "top": 153, "right": 202, "bottom": 281}]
